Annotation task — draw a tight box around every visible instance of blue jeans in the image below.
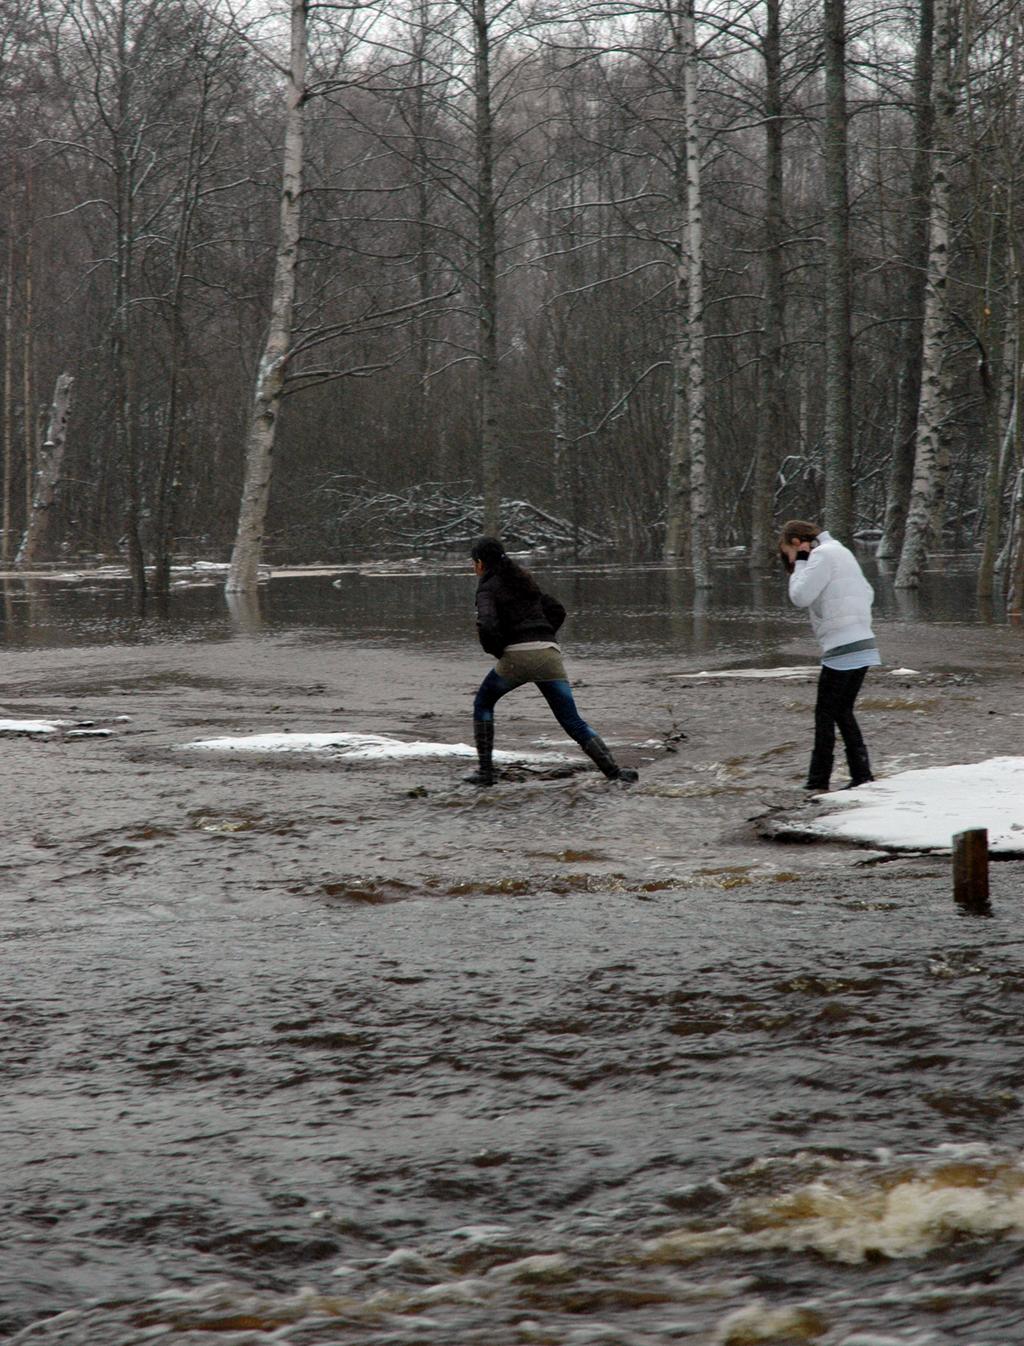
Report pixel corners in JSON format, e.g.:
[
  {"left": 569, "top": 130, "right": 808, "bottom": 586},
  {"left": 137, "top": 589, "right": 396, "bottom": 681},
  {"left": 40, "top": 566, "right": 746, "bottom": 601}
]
[{"left": 473, "top": 669, "right": 594, "bottom": 745}]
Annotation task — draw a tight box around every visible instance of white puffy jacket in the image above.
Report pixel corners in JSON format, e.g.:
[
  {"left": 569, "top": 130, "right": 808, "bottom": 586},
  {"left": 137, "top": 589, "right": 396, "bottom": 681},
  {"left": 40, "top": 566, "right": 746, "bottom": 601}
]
[{"left": 788, "top": 531, "right": 875, "bottom": 656}]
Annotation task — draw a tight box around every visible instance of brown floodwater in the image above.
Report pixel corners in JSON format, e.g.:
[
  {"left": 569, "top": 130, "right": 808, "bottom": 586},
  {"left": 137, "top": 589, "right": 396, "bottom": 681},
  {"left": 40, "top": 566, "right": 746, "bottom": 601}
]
[{"left": 2, "top": 558, "right": 1024, "bottom": 1345}]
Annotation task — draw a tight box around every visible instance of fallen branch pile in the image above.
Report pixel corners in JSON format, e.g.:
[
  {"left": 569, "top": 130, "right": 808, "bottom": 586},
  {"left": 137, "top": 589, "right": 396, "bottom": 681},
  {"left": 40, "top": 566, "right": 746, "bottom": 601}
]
[{"left": 314, "top": 476, "right": 611, "bottom": 553}]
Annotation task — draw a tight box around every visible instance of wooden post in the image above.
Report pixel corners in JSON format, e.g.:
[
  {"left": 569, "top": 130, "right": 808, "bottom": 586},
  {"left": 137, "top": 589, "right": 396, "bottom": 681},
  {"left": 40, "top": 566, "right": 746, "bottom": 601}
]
[{"left": 953, "top": 828, "right": 989, "bottom": 909}]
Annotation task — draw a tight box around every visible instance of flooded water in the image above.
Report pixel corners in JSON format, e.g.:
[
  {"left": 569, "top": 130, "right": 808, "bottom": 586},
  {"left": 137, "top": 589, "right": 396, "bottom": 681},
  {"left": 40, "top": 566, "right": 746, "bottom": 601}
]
[
  {"left": 3, "top": 557, "right": 1024, "bottom": 1345},
  {"left": 0, "top": 551, "right": 1010, "bottom": 658}
]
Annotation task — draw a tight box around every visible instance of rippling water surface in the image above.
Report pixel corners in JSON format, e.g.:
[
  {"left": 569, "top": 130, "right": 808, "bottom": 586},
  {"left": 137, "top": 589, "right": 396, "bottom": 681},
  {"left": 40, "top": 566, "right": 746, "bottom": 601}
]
[
  {"left": 3, "top": 558, "right": 1024, "bottom": 1345},
  {"left": 0, "top": 550, "right": 1007, "bottom": 656}
]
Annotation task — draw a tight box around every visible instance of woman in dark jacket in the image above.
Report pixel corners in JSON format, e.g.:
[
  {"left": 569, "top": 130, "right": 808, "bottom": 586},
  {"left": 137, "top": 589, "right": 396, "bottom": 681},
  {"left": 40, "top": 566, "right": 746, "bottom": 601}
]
[{"left": 466, "top": 537, "right": 638, "bottom": 786}]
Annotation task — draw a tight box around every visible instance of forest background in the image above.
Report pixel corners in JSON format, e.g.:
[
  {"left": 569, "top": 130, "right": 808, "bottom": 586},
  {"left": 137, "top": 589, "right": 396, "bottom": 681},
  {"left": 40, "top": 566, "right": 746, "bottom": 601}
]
[{"left": 0, "top": 0, "right": 1021, "bottom": 600}]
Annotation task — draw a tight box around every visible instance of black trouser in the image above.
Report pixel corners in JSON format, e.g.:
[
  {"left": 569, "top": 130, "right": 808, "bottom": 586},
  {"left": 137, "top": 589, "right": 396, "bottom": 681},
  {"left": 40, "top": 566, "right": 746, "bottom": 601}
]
[{"left": 808, "top": 665, "right": 872, "bottom": 788}]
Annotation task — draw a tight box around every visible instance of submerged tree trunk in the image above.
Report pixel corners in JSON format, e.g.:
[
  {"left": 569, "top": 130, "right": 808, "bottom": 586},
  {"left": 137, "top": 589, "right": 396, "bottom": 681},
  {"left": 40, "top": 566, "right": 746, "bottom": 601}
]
[
  {"left": 410, "top": 0, "right": 440, "bottom": 477},
  {"left": 978, "top": 244, "right": 1017, "bottom": 595},
  {"left": 552, "top": 361, "right": 569, "bottom": 516},
  {"left": 664, "top": 0, "right": 709, "bottom": 585},
  {"left": 681, "top": 0, "right": 709, "bottom": 586},
  {"left": 17, "top": 372, "right": 73, "bottom": 567},
  {"left": 1005, "top": 312, "right": 1024, "bottom": 612},
  {"left": 472, "top": 0, "right": 501, "bottom": 536},
  {"left": 877, "top": 0, "right": 935, "bottom": 559},
  {"left": 153, "top": 97, "right": 206, "bottom": 598},
  {"left": 2, "top": 216, "right": 14, "bottom": 563},
  {"left": 1006, "top": 412, "right": 1024, "bottom": 616},
  {"left": 822, "top": 0, "right": 853, "bottom": 542},
  {"left": 984, "top": 20, "right": 1021, "bottom": 599},
  {"left": 990, "top": 394, "right": 1020, "bottom": 576},
  {"left": 664, "top": 291, "right": 691, "bottom": 563},
  {"left": 664, "top": 10, "right": 688, "bottom": 562},
  {"left": 22, "top": 175, "right": 35, "bottom": 529},
  {"left": 750, "top": 0, "right": 785, "bottom": 568},
  {"left": 22, "top": 169, "right": 34, "bottom": 527},
  {"left": 895, "top": 0, "right": 956, "bottom": 589},
  {"left": 108, "top": 4, "right": 146, "bottom": 601},
  {"left": 226, "top": 0, "right": 307, "bottom": 594}
]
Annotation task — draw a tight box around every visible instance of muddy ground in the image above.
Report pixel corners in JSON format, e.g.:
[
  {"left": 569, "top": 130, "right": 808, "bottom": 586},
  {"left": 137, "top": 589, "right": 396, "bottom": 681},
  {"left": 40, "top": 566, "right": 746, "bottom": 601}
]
[{"left": 3, "top": 616, "right": 1023, "bottom": 915}]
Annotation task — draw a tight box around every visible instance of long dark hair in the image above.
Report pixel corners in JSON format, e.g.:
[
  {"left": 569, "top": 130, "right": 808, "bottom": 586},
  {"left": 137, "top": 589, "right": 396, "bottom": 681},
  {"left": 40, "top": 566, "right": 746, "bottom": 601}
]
[{"left": 470, "top": 536, "right": 540, "bottom": 596}]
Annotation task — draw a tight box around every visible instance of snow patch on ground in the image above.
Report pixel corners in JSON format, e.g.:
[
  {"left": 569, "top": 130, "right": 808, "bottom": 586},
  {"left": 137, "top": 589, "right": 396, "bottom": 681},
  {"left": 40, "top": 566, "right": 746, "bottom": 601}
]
[
  {"left": 675, "top": 666, "right": 819, "bottom": 680},
  {"left": 0, "top": 716, "right": 127, "bottom": 737},
  {"left": 0, "top": 718, "right": 67, "bottom": 735},
  {"left": 676, "top": 666, "right": 922, "bottom": 681},
  {"left": 808, "top": 757, "right": 1024, "bottom": 853},
  {"left": 183, "top": 731, "right": 569, "bottom": 764}
]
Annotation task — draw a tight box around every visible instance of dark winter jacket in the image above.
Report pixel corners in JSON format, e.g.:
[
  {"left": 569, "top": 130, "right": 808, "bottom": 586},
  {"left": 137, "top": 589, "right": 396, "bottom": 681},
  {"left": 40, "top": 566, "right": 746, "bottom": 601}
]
[{"left": 475, "top": 569, "right": 566, "bottom": 658}]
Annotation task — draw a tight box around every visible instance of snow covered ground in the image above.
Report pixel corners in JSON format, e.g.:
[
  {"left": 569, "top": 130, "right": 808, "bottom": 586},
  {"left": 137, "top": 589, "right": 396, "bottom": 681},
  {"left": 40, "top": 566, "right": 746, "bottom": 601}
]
[
  {"left": 674, "top": 666, "right": 922, "bottom": 680},
  {"left": 675, "top": 666, "right": 820, "bottom": 680},
  {"left": 0, "top": 718, "right": 69, "bottom": 735},
  {"left": 0, "top": 717, "right": 117, "bottom": 738},
  {"left": 184, "top": 730, "right": 569, "bottom": 764},
  {"left": 807, "top": 757, "right": 1024, "bottom": 854}
]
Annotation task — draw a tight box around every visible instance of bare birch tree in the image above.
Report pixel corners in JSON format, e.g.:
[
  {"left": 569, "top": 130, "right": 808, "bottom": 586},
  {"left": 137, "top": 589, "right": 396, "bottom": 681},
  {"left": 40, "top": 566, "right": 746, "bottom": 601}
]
[
  {"left": 21, "top": 169, "right": 34, "bottom": 526},
  {"left": 150, "top": 13, "right": 247, "bottom": 596},
  {"left": 16, "top": 372, "right": 73, "bottom": 567},
  {"left": 677, "top": 0, "right": 709, "bottom": 584},
  {"left": 821, "top": 0, "right": 852, "bottom": 541},
  {"left": 468, "top": 0, "right": 502, "bottom": 534},
  {"left": 895, "top": 0, "right": 957, "bottom": 589},
  {"left": 877, "top": 0, "right": 934, "bottom": 560},
  {"left": 227, "top": 0, "right": 307, "bottom": 593},
  {"left": 749, "top": 0, "right": 786, "bottom": 568},
  {"left": 976, "top": 6, "right": 1021, "bottom": 595},
  {"left": 2, "top": 212, "right": 13, "bottom": 562}
]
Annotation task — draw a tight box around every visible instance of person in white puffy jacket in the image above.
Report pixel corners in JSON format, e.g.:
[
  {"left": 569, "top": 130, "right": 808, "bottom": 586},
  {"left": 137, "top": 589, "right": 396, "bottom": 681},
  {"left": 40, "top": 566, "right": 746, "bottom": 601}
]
[{"left": 779, "top": 520, "right": 879, "bottom": 791}]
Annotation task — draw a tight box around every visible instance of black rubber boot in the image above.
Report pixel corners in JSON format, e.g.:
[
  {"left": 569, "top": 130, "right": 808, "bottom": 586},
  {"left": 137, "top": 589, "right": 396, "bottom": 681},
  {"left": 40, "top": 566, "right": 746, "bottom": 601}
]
[
  {"left": 805, "top": 748, "right": 832, "bottom": 792},
  {"left": 843, "top": 742, "right": 874, "bottom": 788},
  {"left": 463, "top": 719, "right": 496, "bottom": 786},
  {"left": 582, "top": 734, "right": 638, "bottom": 783}
]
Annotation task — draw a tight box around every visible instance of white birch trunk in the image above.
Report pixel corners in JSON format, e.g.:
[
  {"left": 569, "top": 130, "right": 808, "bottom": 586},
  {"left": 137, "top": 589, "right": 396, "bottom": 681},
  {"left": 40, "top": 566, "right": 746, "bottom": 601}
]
[
  {"left": 552, "top": 361, "right": 568, "bottom": 513},
  {"left": 977, "top": 285, "right": 1015, "bottom": 593},
  {"left": 994, "top": 388, "right": 1019, "bottom": 577},
  {"left": 877, "top": 0, "right": 934, "bottom": 560},
  {"left": 750, "top": 0, "right": 785, "bottom": 568},
  {"left": 16, "top": 372, "right": 73, "bottom": 567},
  {"left": 1006, "top": 459, "right": 1024, "bottom": 617},
  {"left": 664, "top": 0, "right": 709, "bottom": 585},
  {"left": 23, "top": 174, "right": 35, "bottom": 525},
  {"left": 472, "top": 0, "right": 501, "bottom": 537},
  {"left": 894, "top": 0, "right": 956, "bottom": 589},
  {"left": 822, "top": 0, "right": 853, "bottom": 542},
  {"left": 994, "top": 30, "right": 1022, "bottom": 583},
  {"left": 664, "top": 300, "right": 691, "bottom": 562},
  {"left": 664, "top": 16, "right": 690, "bottom": 563},
  {"left": 2, "top": 220, "right": 13, "bottom": 563},
  {"left": 1005, "top": 353, "right": 1024, "bottom": 610},
  {"left": 226, "top": 0, "right": 307, "bottom": 593},
  {"left": 682, "top": 0, "right": 709, "bottom": 586},
  {"left": 994, "top": 332, "right": 1022, "bottom": 579}
]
